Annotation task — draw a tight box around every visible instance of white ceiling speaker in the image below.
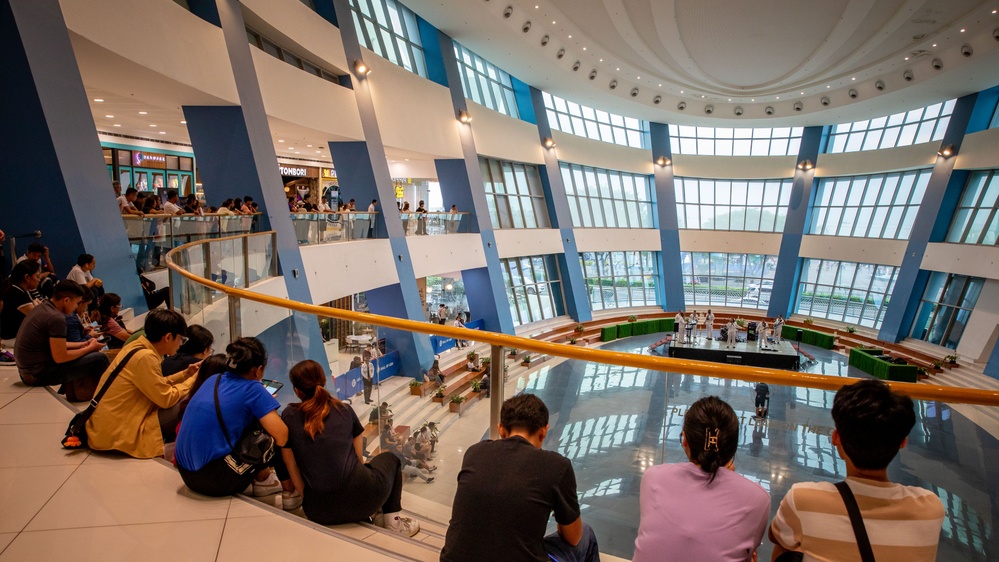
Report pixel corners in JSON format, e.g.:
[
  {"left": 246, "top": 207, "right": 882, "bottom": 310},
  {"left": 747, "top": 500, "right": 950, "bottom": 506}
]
[
  {"left": 653, "top": 95, "right": 662, "bottom": 104},
  {"left": 540, "top": 35, "right": 549, "bottom": 46},
  {"left": 522, "top": 20, "right": 531, "bottom": 33},
  {"left": 765, "top": 106, "right": 774, "bottom": 115},
  {"left": 704, "top": 104, "right": 714, "bottom": 114},
  {"left": 848, "top": 88, "right": 858, "bottom": 98},
  {"left": 609, "top": 80, "right": 618, "bottom": 89},
  {"left": 820, "top": 96, "right": 830, "bottom": 106},
  {"left": 677, "top": 101, "right": 687, "bottom": 111},
  {"left": 572, "top": 61, "right": 580, "bottom": 71},
  {"left": 589, "top": 69, "right": 597, "bottom": 80},
  {"left": 793, "top": 101, "right": 803, "bottom": 111},
  {"left": 875, "top": 80, "right": 885, "bottom": 91},
  {"left": 630, "top": 87, "right": 639, "bottom": 97},
  {"left": 733, "top": 106, "right": 744, "bottom": 116},
  {"left": 961, "top": 44, "right": 973, "bottom": 57},
  {"left": 931, "top": 58, "right": 943, "bottom": 70},
  {"left": 503, "top": 5, "right": 512, "bottom": 17},
  {"left": 556, "top": 48, "right": 565, "bottom": 59},
  {"left": 903, "top": 69, "right": 914, "bottom": 81}
]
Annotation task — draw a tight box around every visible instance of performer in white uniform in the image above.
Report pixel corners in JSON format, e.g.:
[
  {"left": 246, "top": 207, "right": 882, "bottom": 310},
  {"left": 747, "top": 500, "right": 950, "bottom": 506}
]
[
  {"left": 758, "top": 320, "right": 770, "bottom": 350},
  {"left": 774, "top": 315, "right": 785, "bottom": 343},
  {"left": 726, "top": 319, "right": 738, "bottom": 348},
  {"left": 705, "top": 309, "right": 715, "bottom": 340},
  {"left": 694, "top": 311, "right": 705, "bottom": 341},
  {"left": 674, "top": 311, "right": 686, "bottom": 345}
]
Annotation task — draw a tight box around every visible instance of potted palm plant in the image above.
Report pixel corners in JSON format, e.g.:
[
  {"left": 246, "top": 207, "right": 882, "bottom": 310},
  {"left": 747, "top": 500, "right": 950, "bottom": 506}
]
[
  {"left": 432, "top": 385, "right": 447, "bottom": 404},
  {"left": 409, "top": 379, "right": 424, "bottom": 396},
  {"left": 521, "top": 354, "right": 532, "bottom": 367},
  {"left": 449, "top": 394, "right": 467, "bottom": 414}
]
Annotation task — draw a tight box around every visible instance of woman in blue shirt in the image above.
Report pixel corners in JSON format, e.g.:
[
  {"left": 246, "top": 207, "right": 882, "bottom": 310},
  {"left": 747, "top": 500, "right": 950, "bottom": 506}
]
[{"left": 175, "top": 338, "right": 293, "bottom": 504}]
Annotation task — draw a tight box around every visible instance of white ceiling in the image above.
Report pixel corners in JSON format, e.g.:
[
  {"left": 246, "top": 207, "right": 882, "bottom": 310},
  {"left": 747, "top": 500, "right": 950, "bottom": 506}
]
[{"left": 407, "top": 0, "right": 999, "bottom": 124}]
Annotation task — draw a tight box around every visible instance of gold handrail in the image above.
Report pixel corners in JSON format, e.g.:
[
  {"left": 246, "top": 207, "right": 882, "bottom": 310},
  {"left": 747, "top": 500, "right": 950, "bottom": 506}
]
[{"left": 165, "top": 235, "right": 999, "bottom": 407}]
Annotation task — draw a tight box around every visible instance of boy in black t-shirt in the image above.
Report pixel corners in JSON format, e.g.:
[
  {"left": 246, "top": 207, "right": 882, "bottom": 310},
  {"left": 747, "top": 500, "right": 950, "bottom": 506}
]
[{"left": 441, "top": 394, "right": 600, "bottom": 562}]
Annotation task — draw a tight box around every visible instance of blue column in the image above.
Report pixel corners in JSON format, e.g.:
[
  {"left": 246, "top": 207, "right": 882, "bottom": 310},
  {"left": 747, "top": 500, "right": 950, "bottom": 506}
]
[
  {"left": 768, "top": 126, "right": 824, "bottom": 318},
  {"left": 879, "top": 93, "right": 981, "bottom": 343},
  {"left": 1, "top": 0, "right": 146, "bottom": 312},
  {"left": 528, "top": 87, "right": 592, "bottom": 322},
  {"left": 328, "top": 0, "right": 434, "bottom": 377},
  {"left": 649, "top": 122, "right": 684, "bottom": 311},
  {"left": 511, "top": 77, "right": 537, "bottom": 125},
  {"left": 986, "top": 337, "right": 999, "bottom": 380}
]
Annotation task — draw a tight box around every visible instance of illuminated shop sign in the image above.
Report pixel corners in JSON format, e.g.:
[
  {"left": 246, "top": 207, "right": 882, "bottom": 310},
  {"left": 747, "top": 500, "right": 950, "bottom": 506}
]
[
  {"left": 133, "top": 151, "right": 167, "bottom": 168},
  {"left": 280, "top": 166, "right": 308, "bottom": 177}
]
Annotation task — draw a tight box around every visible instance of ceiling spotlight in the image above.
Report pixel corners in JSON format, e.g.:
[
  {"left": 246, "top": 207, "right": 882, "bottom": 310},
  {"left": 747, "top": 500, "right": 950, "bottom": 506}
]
[
  {"left": 589, "top": 69, "right": 598, "bottom": 80},
  {"left": 180, "top": 120, "right": 187, "bottom": 124},
  {"left": 354, "top": 59, "right": 371, "bottom": 75},
  {"left": 159, "top": 131, "right": 166, "bottom": 135},
  {"left": 653, "top": 95, "right": 662, "bottom": 104},
  {"left": 113, "top": 124, "right": 121, "bottom": 127},
  {"left": 93, "top": 98, "right": 104, "bottom": 102},
  {"left": 938, "top": 145, "right": 955, "bottom": 157},
  {"left": 931, "top": 57, "right": 943, "bottom": 70},
  {"left": 572, "top": 60, "right": 581, "bottom": 71},
  {"left": 797, "top": 159, "right": 814, "bottom": 171},
  {"left": 543, "top": 137, "right": 556, "bottom": 149},
  {"left": 849, "top": 89, "right": 859, "bottom": 98},
  {"left": 139, "top": 111, "right": 148, "bottom": 115},
  {"left": 541, "top": 34, "right": 549, "bottom": 46},
  {"left": 655, "top": 156, "right": 671, "bottom": 166},
  {"left": 609, "top": 80, "right": 618, "bottom": 89},
  {"left": 734, "top": 106, "right": 744, "bottom": 116},
  {"left": 875, "top": 80, "right": 885, "bottom": 91},
  {"left": 630, "top": 87, "right": 639, "bottom": 97},
  {"left": 522, "top": 20, "right": 531, "bottom": 33},
  {"left": 105, "top": 115, "right": 114, "bottom": 118},
  {"left": 820, "top": 96, "right": 830, "bottom": 106},
  {"left": 677, "top": 101, "right": 687, "bottom": 110},
  {"left": 503, "top": 5, "right": 513, "bottom": 18},
  {"left": 458, "top": 109, "right": 472, "bottom": 124},
  {"left": 557, "top": 48, "right": 565, "bottom": 59},
  {"left": 278, "top": 139, "right": 285, "bottom": 142}
]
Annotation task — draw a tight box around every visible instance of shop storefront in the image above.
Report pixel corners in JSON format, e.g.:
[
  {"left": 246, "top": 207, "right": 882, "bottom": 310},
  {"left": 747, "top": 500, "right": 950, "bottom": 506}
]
[
  {"left": 103, "top": 145, "right": 196, "bottom": 196},
  {"left": 278, "top": 163, "right": 320, "bottom": 206}
]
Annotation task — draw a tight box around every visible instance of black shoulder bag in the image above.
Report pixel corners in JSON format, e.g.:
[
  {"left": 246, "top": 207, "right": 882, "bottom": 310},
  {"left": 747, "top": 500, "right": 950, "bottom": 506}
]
[
  {"left": 212, "top": 375, "right": 275, "bottom": 468},
  {"left": 61, "top": 349, "right": 141, "bottom": 449},
  {"left": 774, "top": 481, "right": 876, "bottom": 562}
]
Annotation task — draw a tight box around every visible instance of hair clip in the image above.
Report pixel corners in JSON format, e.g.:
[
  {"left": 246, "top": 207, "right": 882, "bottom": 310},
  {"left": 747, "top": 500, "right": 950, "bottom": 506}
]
[{"left": 704, "top": 428, "right": 720, "bottom": 452}]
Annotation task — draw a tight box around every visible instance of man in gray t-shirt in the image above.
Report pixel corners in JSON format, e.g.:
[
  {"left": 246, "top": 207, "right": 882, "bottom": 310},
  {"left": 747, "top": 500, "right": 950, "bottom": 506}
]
[{"left": 15, "top": 281, "right": 108, "bottom": 388}]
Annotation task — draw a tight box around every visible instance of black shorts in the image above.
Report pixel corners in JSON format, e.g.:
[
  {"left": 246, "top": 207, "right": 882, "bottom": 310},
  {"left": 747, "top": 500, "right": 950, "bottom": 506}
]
[{"left": 755, "top": 396, "right": 767, "bottom": 408}]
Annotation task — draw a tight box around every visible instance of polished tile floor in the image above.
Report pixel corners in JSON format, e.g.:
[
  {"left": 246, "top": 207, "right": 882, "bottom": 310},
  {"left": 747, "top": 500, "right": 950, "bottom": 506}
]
[{"left": 507, "top": 333, "right": 999, "bottom": 561}]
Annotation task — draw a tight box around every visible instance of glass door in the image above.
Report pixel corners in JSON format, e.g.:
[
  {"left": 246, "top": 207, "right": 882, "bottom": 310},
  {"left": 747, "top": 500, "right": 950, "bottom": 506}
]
[
  {"left": 134, "top": 170, "right": 150, "bottom": 191},
  {"left": 119, "top": 167, "right": 133, "bottom": 190}
]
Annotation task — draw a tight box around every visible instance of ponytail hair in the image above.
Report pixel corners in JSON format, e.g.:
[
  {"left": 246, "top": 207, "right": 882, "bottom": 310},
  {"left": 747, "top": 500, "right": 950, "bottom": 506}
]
[
  {"left": 683, "top": 396, "right": 739, "bottom": 483},
  {"left": 289, "top": 359, "right": 343, "bottom": 439},
  {"left": 225, "top": 337, "right": 268, "bottom": 375}
]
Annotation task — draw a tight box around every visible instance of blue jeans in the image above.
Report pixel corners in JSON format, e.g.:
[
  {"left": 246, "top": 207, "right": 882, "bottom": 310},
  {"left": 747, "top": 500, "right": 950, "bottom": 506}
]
[{"left": 544, "top": 523, "right": 600, "bottom": 562}]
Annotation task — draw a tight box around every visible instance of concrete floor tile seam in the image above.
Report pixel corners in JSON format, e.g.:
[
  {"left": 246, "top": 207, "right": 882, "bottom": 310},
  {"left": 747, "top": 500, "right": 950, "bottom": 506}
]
[{"left": 13, "top": 460, "right": 87, "bottom": 536}]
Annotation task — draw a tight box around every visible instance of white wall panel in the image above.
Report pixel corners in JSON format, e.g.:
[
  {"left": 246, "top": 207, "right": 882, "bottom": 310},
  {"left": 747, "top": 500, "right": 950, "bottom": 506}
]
[
  {"left": 366, "top": 54, "right": 462, "bottom": 159},
  {"left": 241, "top": 0, "right": 348, "bottom": 71},
  {"left": 799, "top": 235, "right": 906, "bottom": 266},
  {"left": 253, "top": 50, "right": 363, "bottom": 141},
  {"left": 407, "top": 234, "right": 487, "bottom": 278},
  {"left": 816, "top": 142, "right": 937, "bottom": 177},
  {"left": 552, "top": 132, "right": 652, "bottom": 174},
  {"left": 673, "top": 155, "right": 795, "bottom": 180},
  {"left": 679, "top": 231, "right": 782, "bottom": 255},
  {"left": 957, "top": 279, "right": 999, "bottom": 363},
  {"left": 300, "top": 240, "right": 399, "bottom": 303},
  {"left": 62, "top": 0, "right": 237, "bottom": 103},
  {"left": 922, "top": 243, "right": 999, "bottom": 280},
  {"left": 495, "top": 229, "right": 564, "bottom": 259},
  {"left": 575, "top": 228, "right": 661, "bottom": 252},
  {"left": 470, "top": 101, "right": 544, "bottom": 164},
  {"left": 956, "top": 128, "right": 999, "bottom": 170}
]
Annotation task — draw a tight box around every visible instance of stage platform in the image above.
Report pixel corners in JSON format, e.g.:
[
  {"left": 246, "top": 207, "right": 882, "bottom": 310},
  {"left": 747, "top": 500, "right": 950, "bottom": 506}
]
[{"left": 667, "top": 337, "right": 800, "bottom": 370}]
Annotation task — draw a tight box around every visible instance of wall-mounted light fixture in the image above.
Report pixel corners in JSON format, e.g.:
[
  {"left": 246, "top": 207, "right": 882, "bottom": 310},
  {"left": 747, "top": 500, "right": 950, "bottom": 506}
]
[
  {"left": 543, "top": 137, "right": 556, "bottom": 149},
  {"left": 797, "top": 159, "right": 814, "bottom": 171},
  {"left": 938, "top": 145, "right": 955, "bottom": 158},
  {"left": 655, "top": 156, "right": 671, "bottom": 167},
  {"left": 458, "top": 109, "right": 472, "bottom": 124},
  {"left": 354, "top": 60, "right": 371, "bottom": 76}
]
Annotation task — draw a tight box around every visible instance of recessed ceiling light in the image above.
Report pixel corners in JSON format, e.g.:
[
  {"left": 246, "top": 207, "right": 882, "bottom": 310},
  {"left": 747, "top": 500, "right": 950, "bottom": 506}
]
[
  {"left": 827, "top": 85, "right": 831, "bottom": 88},
  {"left": 728, "top": 98, "right": 731, "bottom": 101},
  {"left": 905, "top": 57, "right": 909, "bottom": 60},
  {"left": 316, "top": 150, "right": 321, "bottom": 153},
  {"left": 278, "top": 139, "right": 285, "bottom": 143},
  {"left": 159, "top": 131, "right": 166, "bottom": 135},
  {"left": 851, "top": 77, "right": 856, "bottom": 80},
  {"left": 658, "top": 83, "right": 662, "bottom": 87},
  {"left": 139, "top": 111, "right": 147, "bottom": 115},
  {"left": 405, "top": 158, "right": 410, "bottom": 161},
  {"left": 552, "top": 20, "right": 555, "bottom": 24},
  {"left": 637, "top": 76, "right": 640, "bottom": 79},
  {"left": 150, "top": 124, "right": 157, "bottom": 127},
  {"left": 701, "top": 95, "right": 705, "bottom": 98},
  {"left": 680, "top": 90, "right": 684, "bottom": 94},
  {"left": 568, "top": 35, "right": 572, "bottom": 38},
  {"left": 599, "top": 58, "right": 603, "bottom": 62},
  {"left": 583, "top": 47, "right": 586, "bottom": 50},
  {"left": 616, "top": 67, "right": 620, "bottom": 71},
  {"left": 800, "top": 92, "right": 804, "bottom": 95},
  {"left": 960, "top": 28, "right": 966, "bottom": 32},
  {"left": 307, "top": 144, "right": 312, "bottom": 147},
  {"left": 752, "top": 98, "right": 755, "bottom": 101},
  {"left": 180, "top": 120, "right": 187, "bottom": 124},
  {"left": 776, "top": 96, "right": 780, "bottom": 99},
  {"left": 932, "top": 43, "right": 937, "bottom": 47},
  {"left": 993, "top": 9, "right": 997, "bottom": 13},
  {"left": 535, "top": 4, "right": 538, "bottom": 8},
  {"left": 93, "top": 98, "right": 104, "bottom": 102},
  {"left": 113, "top": 124, "right": 121, "bottom": 127},
  {"left": 105, "top": 115, "right": 114, "bottom": 118}
]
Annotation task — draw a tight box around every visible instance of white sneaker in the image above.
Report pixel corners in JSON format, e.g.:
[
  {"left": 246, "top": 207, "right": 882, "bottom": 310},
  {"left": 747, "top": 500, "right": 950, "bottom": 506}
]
[
  {"left": 384, "top": 514, "right": 421, "bottom": 537},
  {"left": 252, "top": 472, "right": 282, "bottom": 497},
  {"left": 281, "top": 490, "right": 303, "bottom": 510},
  {"left": 371, "top": 511, "right": 385, "bottom": 527}
]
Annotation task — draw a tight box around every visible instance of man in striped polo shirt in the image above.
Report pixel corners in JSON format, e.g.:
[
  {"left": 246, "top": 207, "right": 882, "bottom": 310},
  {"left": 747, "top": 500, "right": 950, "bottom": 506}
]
[{"left": 770, "top": 379, "right": 944, "bottom": 561}]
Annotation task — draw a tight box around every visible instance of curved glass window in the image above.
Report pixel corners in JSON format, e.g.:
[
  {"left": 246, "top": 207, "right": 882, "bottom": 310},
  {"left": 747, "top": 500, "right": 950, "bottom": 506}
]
[
  {"left": 580, "top": 251, "right": 659, "bottom": 310},
  {"left": 668, "top": 126, "right": 803, "bottom": 156},
  {"left": 500, "top": 255, "right": 564, "bottom": 326},
  {"left": 808, "top": 170, "right": 931, "bottom": 239},
  {"left": 826, "top": 100, "right": 955, "bottom": 153},
  {"left": 479, "top": 157, "right": 550, "bottom": 229},
  {"left": 910, "top": 272, "right": 984, "bottom": 349},
  {"left": 680, "top": 252, "right": 778, "bottom": 309},
  {"left": 560, "top": 164, "right": 654, "bottom": 228},
  {"left": 795, "top": 259, "right": 898, "bottom": 328},
  {"left": 675, "top": 177, "right": 792, "bottom": 232},
  {"left": 542, "top": 92, "right": 647, "bottom": 149},
  {"left": 454, "top": 43, "right": 519, "bottom": 118},
  {"left": 946, "top": 170, "right": 999, "bottom": 246},
  {"left": 349, "top": 0, "right": 426, "bottom": 77}
]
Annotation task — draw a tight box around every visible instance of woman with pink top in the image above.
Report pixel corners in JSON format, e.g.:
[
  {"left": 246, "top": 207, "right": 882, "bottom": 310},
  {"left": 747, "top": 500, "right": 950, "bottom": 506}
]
[{"left": 633, "top": 396, "right": 770, "bottom": 562}]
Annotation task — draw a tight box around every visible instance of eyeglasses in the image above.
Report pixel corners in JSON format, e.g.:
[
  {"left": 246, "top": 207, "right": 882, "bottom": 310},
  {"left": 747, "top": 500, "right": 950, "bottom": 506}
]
[{"left": 177, "top": 335, "right": 189, "bottom": 345}]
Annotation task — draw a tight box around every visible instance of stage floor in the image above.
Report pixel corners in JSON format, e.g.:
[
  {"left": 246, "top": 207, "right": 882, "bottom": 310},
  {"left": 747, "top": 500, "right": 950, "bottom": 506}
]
[{"left": 665, "top": 336, "right": 801, "bottom": 370}]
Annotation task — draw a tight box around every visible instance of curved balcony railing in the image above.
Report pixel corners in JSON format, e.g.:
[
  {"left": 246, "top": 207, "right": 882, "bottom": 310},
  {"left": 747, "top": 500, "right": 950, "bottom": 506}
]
[{"left": 165, "top": 231, "right": 999, "bottom": 562}]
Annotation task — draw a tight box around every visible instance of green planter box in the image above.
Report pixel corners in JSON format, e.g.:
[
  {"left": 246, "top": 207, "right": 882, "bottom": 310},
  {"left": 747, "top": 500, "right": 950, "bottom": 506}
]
[
  {"left": 849, "top": 347, "right": 919, "bottom": 383},
  {"left": 782, "top": 325, "right": 834, "bottom": 349},
  {"left": 618, "top": 323, "right": 633, "bottom": 338},
  {"left": 601, "top": 325, "right": 618, "bottom": 342}
]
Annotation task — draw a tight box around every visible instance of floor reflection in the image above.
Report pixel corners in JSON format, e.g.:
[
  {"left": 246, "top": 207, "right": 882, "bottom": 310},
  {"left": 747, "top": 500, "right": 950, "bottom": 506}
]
[{"left": 522, "top": 332, "right": 998, "bottom": 561}]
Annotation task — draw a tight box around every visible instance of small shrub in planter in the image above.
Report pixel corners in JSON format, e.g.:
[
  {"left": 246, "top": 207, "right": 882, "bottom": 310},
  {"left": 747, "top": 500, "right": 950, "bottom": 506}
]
[
  {"left": 508, "top": 348, "right": 519, "bottom": 357},
  {"left": 932, "top": 360, "right": 944, "bottom": 369},
  {"left": 433, "top": 385, "right": 446, "bottom": 399},
  {"left": 568, "top": 336, "right": 578, "bottom": 345},
  {"left": 466, "top": 351, "right": 477, "bottom": 361},
  {"left": 803, "top": 318, "right": 814, "bottom": 325},
  {"left": 945, "top": 355, "right": 958, "bottom": 365},
  {"left": 735, "top": 318, "right": 747, "bottom": 328},
  {"left": 480, "top": 357, "right": 491, "bottom": 366},
  {"left": 574, "top": 323, "right": 586, "bottom": 333},
  {"left": 409, "top": 380, "right": 423, "bottom": 388},
  {"left": 409, "top": 379, "right": 424, "bottom": 395},
  {"left": 847, "top": 326, "right": 857, "bottom": 334},
  {"left": 522, "top": 354, "right": 532, "bottom": 366},
  {"left": 627, "top": 315, "right": 638, "bottom": 323},
  {"left": 449, "top": 394, "right": 468, "bottom": 413},
  {"left": 450, "top": 395, "right": 466, "bottom": 404},
  {"left": 471, "top": 381, "right": 482, "bottom": 392}
]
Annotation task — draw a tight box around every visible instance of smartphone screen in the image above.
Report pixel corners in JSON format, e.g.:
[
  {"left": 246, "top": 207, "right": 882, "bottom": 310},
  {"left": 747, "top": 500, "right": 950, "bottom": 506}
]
[{"left": 261, "top": 379, "right": 283, "bottom": 396}]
